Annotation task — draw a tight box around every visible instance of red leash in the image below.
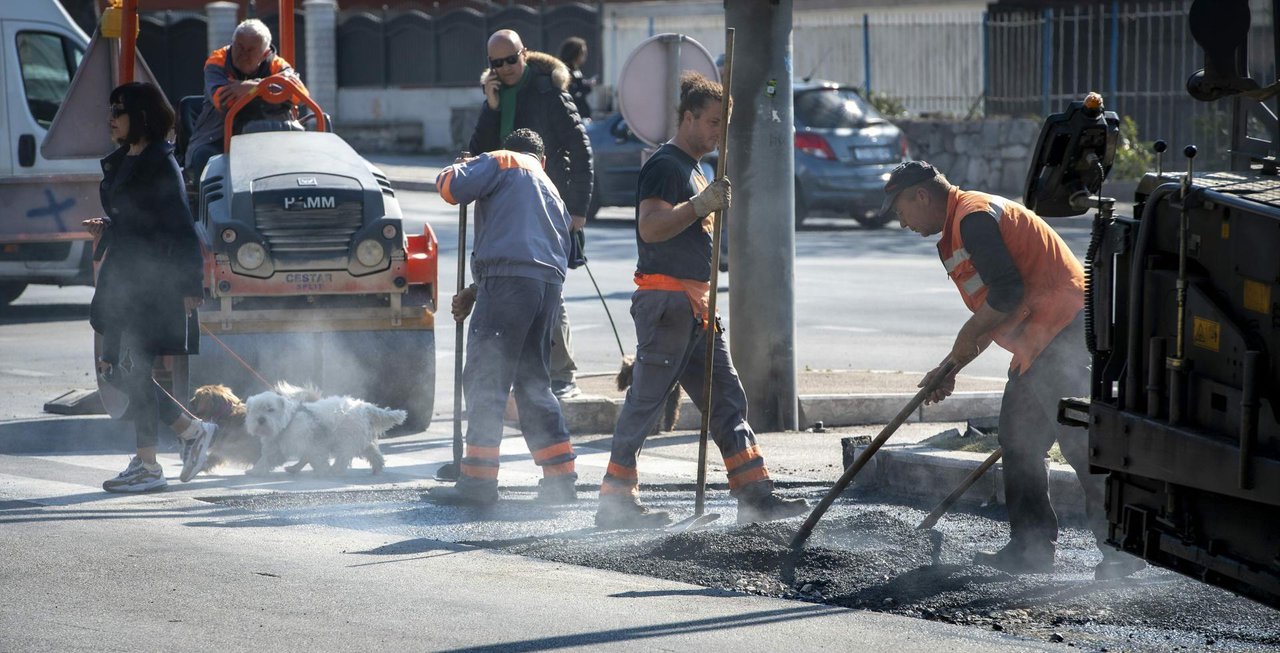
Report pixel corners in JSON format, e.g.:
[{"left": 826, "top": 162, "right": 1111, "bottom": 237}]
[{"left": 198, "top": 323, "right": 272, "bottom": 390}]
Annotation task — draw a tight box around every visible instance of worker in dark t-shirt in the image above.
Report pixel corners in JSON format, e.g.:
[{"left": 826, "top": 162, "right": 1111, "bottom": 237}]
[{"left": 594, "top": 71, "right": 809, "bottom": 529}]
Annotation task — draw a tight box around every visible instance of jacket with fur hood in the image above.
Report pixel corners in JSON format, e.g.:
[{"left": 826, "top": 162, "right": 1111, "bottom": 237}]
[{"left": 469, "top": 51, "right": 594, "bottom": 216}]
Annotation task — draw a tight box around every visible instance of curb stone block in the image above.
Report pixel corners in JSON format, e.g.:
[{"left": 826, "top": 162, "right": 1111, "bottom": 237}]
[{"left": 843, "top": 444, "right": 1090, "bottom": 523}]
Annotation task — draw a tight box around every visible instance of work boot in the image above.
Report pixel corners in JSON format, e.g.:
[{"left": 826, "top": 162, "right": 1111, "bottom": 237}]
[
  {"left": 1094, "top": 548, "right": 1147, "bottom": 580},
  {"left": 736, "top": 492, "right": 809, "bottom": 525},
  {"left": 536, "top": 474, "right": 578, "bottom": 505},
  {"left": 595, "top": 493, "right": 671, "bottom": 529},
  {"left": 973, "top": 540, "right": 1055, "bottom": 574},
  {"left": 427, "top": 478, "right": 499, "bottom": 506}
]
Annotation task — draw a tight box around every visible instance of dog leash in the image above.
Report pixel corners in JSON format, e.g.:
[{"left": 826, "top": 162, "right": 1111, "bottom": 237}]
[
  {"left": 582, "top": 260, "right": 626, "bottom": 358},
  {"left": 199, "top": 323, "right": 273, "bottom": 389}
]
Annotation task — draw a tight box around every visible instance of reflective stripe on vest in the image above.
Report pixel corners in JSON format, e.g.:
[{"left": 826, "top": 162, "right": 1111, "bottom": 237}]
[{"left": 939, "top": 187, "right": 1084, "bottom": 374}]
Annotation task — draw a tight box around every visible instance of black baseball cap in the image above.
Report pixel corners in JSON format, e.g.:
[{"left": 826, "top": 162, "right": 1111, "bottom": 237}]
[{"left": 879, "top": 160, "right": 940, "bottom": 217}]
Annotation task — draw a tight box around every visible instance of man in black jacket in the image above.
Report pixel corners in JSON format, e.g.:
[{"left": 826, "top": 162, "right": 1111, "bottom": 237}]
[{"left": 470, "top": 29, "right": 593, "bottom": 398}]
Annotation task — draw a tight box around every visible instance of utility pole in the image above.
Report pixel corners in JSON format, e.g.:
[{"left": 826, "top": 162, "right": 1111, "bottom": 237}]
[{"left": 724, "top": 0, "right": 797, "bottom": 432}]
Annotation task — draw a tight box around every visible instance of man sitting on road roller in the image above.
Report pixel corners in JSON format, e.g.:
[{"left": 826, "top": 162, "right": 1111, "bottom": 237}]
[
  {"left": 883, "top": 160, "right": 1145, "bottom": 579},
  {"left": 595, "top": 72, "right": 808, "bottom": 529},
  {"left": 184, "top": 18, "right": 306, "bottom": 184}
]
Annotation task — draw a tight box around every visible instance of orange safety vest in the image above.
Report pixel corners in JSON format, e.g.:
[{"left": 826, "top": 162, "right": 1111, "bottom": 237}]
[{"left": 938, "top": 187, "right": 1084, "bottom": 374}]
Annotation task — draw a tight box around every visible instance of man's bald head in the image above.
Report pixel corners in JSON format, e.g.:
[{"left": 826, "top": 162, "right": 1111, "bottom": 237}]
[
  {"left": 488, "top": 30, "right": 523, "bottom": 52},
  {"left": 487, "top": 29, "right": 527, "bottom": 86}
]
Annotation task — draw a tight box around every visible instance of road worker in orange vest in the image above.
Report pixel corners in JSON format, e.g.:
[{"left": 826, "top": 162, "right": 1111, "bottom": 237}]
[{"left": 881, "top": 160, "right": 1144, "bottom": 580}]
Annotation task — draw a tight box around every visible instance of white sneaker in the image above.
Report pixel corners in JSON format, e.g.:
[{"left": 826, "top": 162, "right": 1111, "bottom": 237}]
[
  {"left": 180, "top": 422, "right": 216, "bottom": 483},
  {"left": 103, "top": 456, "right": 168, "bottom": 493}
]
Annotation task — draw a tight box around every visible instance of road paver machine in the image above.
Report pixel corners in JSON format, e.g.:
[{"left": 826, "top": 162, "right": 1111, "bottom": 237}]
[{"left": 1030, "top": 0, "right": 1280, "bottom": 608}]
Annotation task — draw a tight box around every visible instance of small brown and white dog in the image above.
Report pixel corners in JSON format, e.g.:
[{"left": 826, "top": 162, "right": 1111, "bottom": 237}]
[
  {"left": 617, "top": 355, "right": 682, "bottom": 433},
  {"left": 188, "top": 384, "right": 258, "bottom": 473},
  {"left": 244, "top": 382, "right": 405, "bottom": 476}
]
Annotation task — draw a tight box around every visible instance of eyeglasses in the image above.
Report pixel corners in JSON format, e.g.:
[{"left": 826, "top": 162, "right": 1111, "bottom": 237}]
[
  {"left": 109, "top": 105, "right": 127, "bottom": 118},
  {"left": 488, "top": 50, "right": 524, "bottom": 69}
]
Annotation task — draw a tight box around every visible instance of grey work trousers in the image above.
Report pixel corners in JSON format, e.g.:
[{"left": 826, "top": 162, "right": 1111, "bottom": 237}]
[
  {"left": 602, "top": 290, "right": 770, "bottom": 497},
  {"left": 998, "top": 312, "right": 1108, "bottom": 549},
  {"left": 549, "top": 295, "right": 576, "bottom": 384},
  {"left": 460, "top": 276, "right": 575, "bottom": 488}
]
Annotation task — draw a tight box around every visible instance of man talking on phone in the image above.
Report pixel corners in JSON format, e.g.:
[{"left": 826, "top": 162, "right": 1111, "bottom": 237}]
[{"left": 469, "top": 29, "right": 594, "bottom": 399}]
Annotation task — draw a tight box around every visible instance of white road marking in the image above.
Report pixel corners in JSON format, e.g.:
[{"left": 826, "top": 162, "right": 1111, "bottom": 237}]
[{"left": 1, "top": 369, "right": 54, "bottom": 378}]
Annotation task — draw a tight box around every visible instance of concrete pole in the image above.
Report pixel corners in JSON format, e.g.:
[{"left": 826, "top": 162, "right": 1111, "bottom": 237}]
[
  {"left": 724, "top": 0, "right": 797, "bottom": 432},
  {"left": 205, "top": 2, "right": 238, "bottom": 55},
  {"left": 303, "top": 0, "right": 338, "bottom": 119}
]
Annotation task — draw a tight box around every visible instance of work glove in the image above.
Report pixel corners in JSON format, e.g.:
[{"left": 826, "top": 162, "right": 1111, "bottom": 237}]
[
  {"left": 690, "top": 177, "right": 732, "bottom": 218},
  {"left": 568, "top": 229, "right": 587, "bottom": 269}
]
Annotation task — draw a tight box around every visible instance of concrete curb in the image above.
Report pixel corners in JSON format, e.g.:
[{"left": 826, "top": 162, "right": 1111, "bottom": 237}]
[
  {"left": 559, "top": 391, "right": 1003, "bottom": 435},
  {"left": 843, "top": 440, "right": 1089, "bottom": 523}
]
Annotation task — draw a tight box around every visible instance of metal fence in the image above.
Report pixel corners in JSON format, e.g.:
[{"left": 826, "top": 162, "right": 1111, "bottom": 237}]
[
  {"left": 603, "top": 6, "right": 985, "bottom": 117},
  {"left": 987, "top": 1, "right": 1275, "bottom": 168},
  {"left": 790, "top": 11, "right": 986, "bottom": 118},
  {"left": 602, "top": 1, "right": 1273, "bottom": 168}
]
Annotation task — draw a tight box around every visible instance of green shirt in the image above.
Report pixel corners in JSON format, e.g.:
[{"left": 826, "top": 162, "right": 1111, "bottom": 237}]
[{"left": 498, "top": 67, "right": 532, "bottom": 143}]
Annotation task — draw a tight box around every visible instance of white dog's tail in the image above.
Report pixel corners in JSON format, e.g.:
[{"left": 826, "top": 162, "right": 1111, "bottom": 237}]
[
  {"left": 371, "top": 407, "right": 408, "bottom": 435},
  {"left": 274, "top": 381, "right": 323, "bottom": 403}
]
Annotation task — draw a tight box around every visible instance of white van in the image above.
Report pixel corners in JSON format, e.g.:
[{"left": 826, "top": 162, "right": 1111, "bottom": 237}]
[{"left": 0, "top": 0, "right": 96, "bottom": 308}]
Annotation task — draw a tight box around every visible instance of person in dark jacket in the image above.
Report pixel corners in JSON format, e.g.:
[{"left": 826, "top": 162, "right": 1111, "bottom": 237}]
[
  {"left": 88, "top": 82, "right": 218, "bottom": 493},
  {"left": 558, "top": 36, "right": 594, "bottom": 121},
  {"left": 470, "top": 29, "right": 594, "bottom": 398}
]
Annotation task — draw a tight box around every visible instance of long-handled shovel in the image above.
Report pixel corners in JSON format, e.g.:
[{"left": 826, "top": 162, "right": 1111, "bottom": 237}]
[
  {"left": 669, "top": 27, "right": 735, "bottom": 532},
  {"left": 916, "top": 447, "right": 1003, "bottom": 531},
  {"left": 786, "top": 360, "right": 958, "bottom": 554},
  {"left": 436, "top": 193, "right": 470, "bottom": 482}
]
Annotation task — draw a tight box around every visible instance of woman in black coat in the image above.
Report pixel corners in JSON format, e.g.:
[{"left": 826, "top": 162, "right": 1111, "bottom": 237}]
[
  {"left": 558, "top": 36, "right": 594, "bottom": 121},
  {"left": 86, "top": 82, "right": 217, "bottom": 493}
]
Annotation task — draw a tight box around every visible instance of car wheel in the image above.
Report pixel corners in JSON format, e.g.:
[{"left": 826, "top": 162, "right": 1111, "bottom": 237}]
[
  {"left": 0, "top": 282, "right": 28, "bottom": 308},
  {"left": 854, "top": 210, "right": 893, "bottom": 229},
  {"left": 794, "top": 181, "right": 807, "bottom": 229}
]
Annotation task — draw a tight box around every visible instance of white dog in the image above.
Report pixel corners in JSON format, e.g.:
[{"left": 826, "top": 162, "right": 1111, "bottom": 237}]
[{"left": 244, "top": 382, "right": 405, "bottom": 476}]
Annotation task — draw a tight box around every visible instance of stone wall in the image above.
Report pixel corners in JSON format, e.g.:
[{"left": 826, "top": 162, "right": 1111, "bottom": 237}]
[{"left": 895, "top": 118, "right": 1040, "bottom": 197}]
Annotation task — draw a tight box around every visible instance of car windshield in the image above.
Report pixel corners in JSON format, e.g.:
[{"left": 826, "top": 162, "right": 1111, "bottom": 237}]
[{"left": 795, "top": 87, "right": 885, "bottom": 129}]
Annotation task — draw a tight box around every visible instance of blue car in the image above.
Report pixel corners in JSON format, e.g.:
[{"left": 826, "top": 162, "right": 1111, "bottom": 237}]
[{"left": 585, "top": 80, "right": 908, "bottom": 228}]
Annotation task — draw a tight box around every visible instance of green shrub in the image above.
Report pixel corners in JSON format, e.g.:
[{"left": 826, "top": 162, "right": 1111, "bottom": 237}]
[
  {"left": 1109, "top": 115, "right": 1155, "bottom": 181},
  {"left": 866, "top": 90, "right": 908, "bottom": 119}
]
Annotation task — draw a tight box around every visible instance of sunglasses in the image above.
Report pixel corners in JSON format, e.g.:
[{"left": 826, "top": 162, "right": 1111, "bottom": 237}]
[
  {"left": 109, "top": 105, "right": 127, "bottom": 118},
  {"left": 488, "top": 50, "right": 524, "bottom": 69}
]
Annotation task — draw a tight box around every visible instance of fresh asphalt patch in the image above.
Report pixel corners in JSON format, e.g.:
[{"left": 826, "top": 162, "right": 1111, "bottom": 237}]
[{"left": 198, "top": 486, "right": 1280, "bottom": 651}]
